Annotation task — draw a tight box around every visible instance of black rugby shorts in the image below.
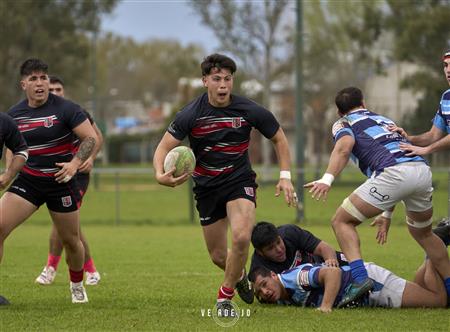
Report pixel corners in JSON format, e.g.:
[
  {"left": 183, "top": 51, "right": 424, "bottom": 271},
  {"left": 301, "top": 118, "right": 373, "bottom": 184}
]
[
  {"left": 195, "top": 179, "right": 258, "bottom": 226},
  {"left": 8, "top": 173, "right": 82, "bottom": 213}
]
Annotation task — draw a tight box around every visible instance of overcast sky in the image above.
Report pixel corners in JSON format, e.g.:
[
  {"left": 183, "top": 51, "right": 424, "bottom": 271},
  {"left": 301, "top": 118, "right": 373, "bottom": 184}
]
[{"left": 101, "top": 0, "right": 220, "bottom": 52}]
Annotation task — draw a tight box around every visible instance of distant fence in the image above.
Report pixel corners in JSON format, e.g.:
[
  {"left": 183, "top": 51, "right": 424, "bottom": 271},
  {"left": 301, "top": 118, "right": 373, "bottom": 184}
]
[{"left": 79, "top": 167, "right": 450, "bottom": 225}]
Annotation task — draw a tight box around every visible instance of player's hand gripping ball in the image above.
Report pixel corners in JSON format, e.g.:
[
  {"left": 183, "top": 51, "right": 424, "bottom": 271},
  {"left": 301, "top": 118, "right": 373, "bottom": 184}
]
[{"left": 163, "top": 146, "right": 196, "bottom": 177}]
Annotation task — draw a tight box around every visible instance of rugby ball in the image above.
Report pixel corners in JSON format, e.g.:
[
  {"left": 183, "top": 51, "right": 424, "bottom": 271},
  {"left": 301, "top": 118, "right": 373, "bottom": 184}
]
[{"left": 163, "top": 146, "right": 196, "bottom": 177}]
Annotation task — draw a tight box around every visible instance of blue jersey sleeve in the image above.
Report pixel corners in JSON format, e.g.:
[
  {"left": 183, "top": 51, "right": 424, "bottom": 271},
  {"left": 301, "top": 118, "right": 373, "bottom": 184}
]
[
  {"left": 434, "top": 89, "right": 450, "bottom": 134},
  {"left": 332, "top": 119, "right": 354, "bottom": 142}
]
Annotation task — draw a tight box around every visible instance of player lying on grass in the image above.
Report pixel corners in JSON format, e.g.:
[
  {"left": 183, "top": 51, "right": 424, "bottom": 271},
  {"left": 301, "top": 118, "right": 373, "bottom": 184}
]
[
  {"left": 249, "top": 221, "right": 348, "bottom": 282},
  {"left": 251, "top": 258, "right": 448, "bottom": 312}
]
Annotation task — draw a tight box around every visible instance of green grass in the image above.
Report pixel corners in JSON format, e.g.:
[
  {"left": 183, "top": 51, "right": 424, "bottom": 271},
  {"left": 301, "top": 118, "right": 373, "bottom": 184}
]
[
  {"left": 0, "top": 225, "right": 448, "bottom": 331},
  {"left": 0, "top": 169, "right": 449, "bottom": 331}
]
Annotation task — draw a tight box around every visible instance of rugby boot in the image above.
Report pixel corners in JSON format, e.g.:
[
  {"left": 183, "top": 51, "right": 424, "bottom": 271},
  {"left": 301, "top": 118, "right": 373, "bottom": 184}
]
[
  {"left": 235, "top": 270, "right": 254, "bottom": 304},
  {"left": 70, "top": 282, "right": 88, "bottom": 303},
  {"left": 85, "top": 271, "right": 101, "bottom": 286},
  {"left": 432, "top": 218, "right": 450, "bottom": 246},
  {"left": 35, "top": 266, "right": 56, "bottom": 285},
  {"left": 0, "top": 295, "right": 10, "bottom": 305},
  {"left": 337, "top": 278, "right": 374, "bottom": 308},
  {"left": 216, "top": 299, "right": 235, "bottom": 318}
]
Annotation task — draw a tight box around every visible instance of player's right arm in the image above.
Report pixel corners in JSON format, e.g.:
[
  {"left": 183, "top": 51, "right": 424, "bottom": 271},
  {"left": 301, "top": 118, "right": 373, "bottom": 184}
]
[
  {"left": 153, "top": 132, "right": 189, "bottom": 187},
  {"left": 304, "top": 135, "right": 354, "bottom": 201},
  {"left": 316, "top": 267, "right": 342, "bottom": 313},
  {"left": 405, "top": 125, "right": 445, "bottom": 146}
]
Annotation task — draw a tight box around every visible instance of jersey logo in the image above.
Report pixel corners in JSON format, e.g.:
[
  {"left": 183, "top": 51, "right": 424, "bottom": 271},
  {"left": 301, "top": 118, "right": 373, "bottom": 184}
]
[
  {"left": 61, "top": 195, "right": 72, "bottom": 207},
  {"left": 244, "top": 187, "right": 254, "bottom": 197},
  {"left": 299, "top": 270, "right": 310, "bottom": 286},
  {"left": 232, "top": 117, "right": 242, "bottom": 128},
  {"left": 44, "top": 117, "right": 54, "bottom": 128}
]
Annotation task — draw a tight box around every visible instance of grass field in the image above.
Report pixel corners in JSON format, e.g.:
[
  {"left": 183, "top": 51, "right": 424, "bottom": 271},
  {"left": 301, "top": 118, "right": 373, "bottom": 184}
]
[{"left": 0, "top": 169, "right": 449, "bottom": 331}]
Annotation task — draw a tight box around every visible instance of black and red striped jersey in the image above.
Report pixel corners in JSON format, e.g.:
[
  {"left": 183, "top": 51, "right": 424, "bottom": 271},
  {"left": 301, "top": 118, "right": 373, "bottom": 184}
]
[
  {"left": 168, "top": 93, "right": 280, "bottom": 190},
  {"left": 0, "top": 112, "right": 28, "bottom": 159},
  {"left": 7, "top": 93, "right": 87, "bottom": 177}
]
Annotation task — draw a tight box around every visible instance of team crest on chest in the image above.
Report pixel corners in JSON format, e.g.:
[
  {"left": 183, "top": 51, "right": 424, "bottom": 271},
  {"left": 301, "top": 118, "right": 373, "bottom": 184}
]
[
  {"left": 232, "top": 117, "right": 242, "bottom": 128},
  {"left": 44, "top": 117, "right": 54, "bottom": 128},
  {"left": 61, "top": 195, "right": 72, "bottom": 207}
]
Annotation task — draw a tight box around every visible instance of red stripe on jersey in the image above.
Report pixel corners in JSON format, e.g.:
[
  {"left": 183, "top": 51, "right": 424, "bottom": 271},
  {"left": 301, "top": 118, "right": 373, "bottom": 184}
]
[
  {"left": 192, "top": 119, "right": 248, "bottom": 137},
  {"left": 22, "top": 166, "right": 55, "bottom": 177},
  {"left": 29, "top": 143, "right": 74, "bottom": 156},
  {"left": 193, "top": 165, "right": 234, "bottom": 177},
  {"left": 18, "top": 120, "right": 60, "bottom": 131},
  {"left": 210, "top": 141, "right": 249, "bottom": 154}
]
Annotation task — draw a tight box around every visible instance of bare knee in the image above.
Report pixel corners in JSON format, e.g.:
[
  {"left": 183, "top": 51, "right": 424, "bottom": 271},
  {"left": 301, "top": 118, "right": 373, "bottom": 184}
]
[
  {"left": 209, "top": 249, "right": 227, "bottom": 268},
  {"left": 231, "top": 231, "right": 251, "bottom": 252}
]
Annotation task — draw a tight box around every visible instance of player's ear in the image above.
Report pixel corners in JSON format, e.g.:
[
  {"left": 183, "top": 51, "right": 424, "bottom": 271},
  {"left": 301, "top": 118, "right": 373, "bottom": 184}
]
[
  {"left": 202, "top": 76, "right": 208, "bottom": 88},
  {"left": 270, "top": 271, "right": 277, "bottom": 279},
  {"left": 20, "top": 79, "right": 26, "bottom": 91}
]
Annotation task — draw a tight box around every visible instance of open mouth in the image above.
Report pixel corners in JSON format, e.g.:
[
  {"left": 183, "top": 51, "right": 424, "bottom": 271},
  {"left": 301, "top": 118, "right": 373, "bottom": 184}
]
[
  {"left": 218, "top": 92, "right": 227, "bottom": 98},
  {"left": 35, "top": 89, "right": 45, "bottom": 94}
]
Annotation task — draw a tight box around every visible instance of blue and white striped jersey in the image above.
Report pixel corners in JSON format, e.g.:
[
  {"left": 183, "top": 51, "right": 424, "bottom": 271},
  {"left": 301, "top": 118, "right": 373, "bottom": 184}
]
[
  {"left": 332, "top": 108, "right": 426, "bottom": 177},
  {"left": 277, "top": 263, "right": 353, "bottom": 308},
  {"left": 432, "top": 89, "right": 450, "bottom": 134}
]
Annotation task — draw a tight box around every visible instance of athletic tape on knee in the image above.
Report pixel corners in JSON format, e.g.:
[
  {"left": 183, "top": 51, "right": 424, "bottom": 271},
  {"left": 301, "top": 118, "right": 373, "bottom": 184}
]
[
  {"left": 406, "top": 217, "right": 433, "bottom": 229},
  {"left": 341, "top": 197, "right": 367, "bottom": 222}
]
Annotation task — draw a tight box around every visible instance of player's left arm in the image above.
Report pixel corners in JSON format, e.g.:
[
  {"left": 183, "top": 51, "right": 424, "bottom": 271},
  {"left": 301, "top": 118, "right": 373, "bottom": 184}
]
[
  {"left": 55, "top": 119, "right": 96, "bottom": 183},
  {"left": 304, "top": 135, "right": 355, "bottom": 201},
  {"left": 270, "top": 127, "right": 296, "bottom": 207},
  {"left": 313, "top": 241, "right": 339, "bottom": 267},
  {"left": 316, "top": 267, "right": 342, "bottom": 313},
  {"left": 78, "top": 122, "right": 104, "bottom": 173},
  {"left": 1, "top": 117, "right": 28, "bottom": 189}
]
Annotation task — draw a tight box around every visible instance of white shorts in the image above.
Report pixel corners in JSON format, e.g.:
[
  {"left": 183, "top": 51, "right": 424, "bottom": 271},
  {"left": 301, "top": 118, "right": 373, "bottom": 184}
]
[
  {"left": 365, "top": 262, "right": 406, "bottom": 308},
  {"left": 354, "top": 162, "right": 433, "bottom": 212}
]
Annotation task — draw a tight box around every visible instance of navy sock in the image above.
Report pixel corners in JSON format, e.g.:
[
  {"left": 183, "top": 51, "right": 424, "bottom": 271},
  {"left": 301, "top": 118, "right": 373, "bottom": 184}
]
[
  {"left": 444, "top": 277, "right": 450, "bottom": 297},
  {"left": 349, "top": 259, "right": 368, "bottom": 284}
]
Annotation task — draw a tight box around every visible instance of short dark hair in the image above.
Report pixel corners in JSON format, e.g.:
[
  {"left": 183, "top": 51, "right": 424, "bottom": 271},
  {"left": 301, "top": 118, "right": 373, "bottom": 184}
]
[
  {"left": 20, "top": 58, "right": 48, "bottom": 77},
  {"left": 49, "top": 75, "right": 64, "bottom": 86},
  {"left": 249, "top": 266, "right": 274, "bottom": 302},
  {"left": 251, "top": 221, "right": 279, "bottom": 250},
  {"left": 443, "top": 50, "right": 450, "bottom": 60},
  {"left": 248, "top": 266, "right": 272, "bottom": 286},
  {"left": 201, "top": 53, "right": 237, "bottom": 76},
  {"left": 335, "top": 87, "right": 364, "bottom": 114}
]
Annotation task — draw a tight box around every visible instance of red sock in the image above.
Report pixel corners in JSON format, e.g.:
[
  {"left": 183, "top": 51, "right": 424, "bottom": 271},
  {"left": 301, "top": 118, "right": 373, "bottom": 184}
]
[
  {"left": 217, "top": 286, "right": 234, "bottom": 301},
  {"left": 69, "top": 269, "right": 84, "bottom": 283},
  {"left": 83, "top": 258, "right": 97, "bottom": 273},
  {"left": 47, "top": 254, "right": 61, "bottom": 270}
]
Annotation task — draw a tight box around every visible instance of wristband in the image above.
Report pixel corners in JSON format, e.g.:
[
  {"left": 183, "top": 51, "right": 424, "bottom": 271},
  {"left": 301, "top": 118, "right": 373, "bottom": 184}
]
[
  {"left": 280, "top": 170, "right": 291, "bottom": 180},
  {"left": 317, "top": 173, "right": 335, "bottom": 186},
  {"left": 381, "top": 210, "right": 393, "bottom": 218}
]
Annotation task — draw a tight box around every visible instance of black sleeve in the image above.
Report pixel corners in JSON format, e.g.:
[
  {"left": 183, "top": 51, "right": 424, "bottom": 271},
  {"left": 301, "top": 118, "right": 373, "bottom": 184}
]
[
  {"left": 246, "top": 103, "right": 280, "bottom": 139},
  {"left": 64, "top": 102, "right": 88, "bottom": 130},
  {"left": 248, "top": 252, "right": 265, "bottom": 282},
  {"left": 2, "top": 114, "right": 27, "bottom": 155},
  {"left": 82, "top": 109, "right": 94, "bottom": 125},
  {"left": 282, "top": 225, "right": 322, "bottom": 254},
  {"left": 167, "top": 104, "right": 196, "bottom": 141}
]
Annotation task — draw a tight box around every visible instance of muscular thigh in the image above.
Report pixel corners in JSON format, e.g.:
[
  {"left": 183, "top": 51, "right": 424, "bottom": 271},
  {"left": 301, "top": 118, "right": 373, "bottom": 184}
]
[
  {"left": 49, "top": 210, "right": 80, "bottom": 241},
  {"left": 0, "top": 192, "right": 37, "bottom": 237}
]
